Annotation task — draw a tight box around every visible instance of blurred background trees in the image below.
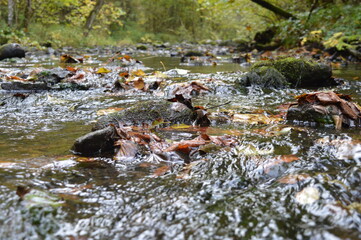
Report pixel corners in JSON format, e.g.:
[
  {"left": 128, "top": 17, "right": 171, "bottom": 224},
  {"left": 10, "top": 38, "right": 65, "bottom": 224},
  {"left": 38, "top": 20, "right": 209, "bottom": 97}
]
[{"left": 0, "top": 0, "right": 359, "bottom": 47}]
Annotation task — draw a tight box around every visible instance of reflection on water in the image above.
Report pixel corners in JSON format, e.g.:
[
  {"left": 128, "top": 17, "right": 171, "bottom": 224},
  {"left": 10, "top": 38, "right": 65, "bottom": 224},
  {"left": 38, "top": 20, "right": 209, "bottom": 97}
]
[{"left": 0, "top": 54, "right": 360, "bottom": 239}]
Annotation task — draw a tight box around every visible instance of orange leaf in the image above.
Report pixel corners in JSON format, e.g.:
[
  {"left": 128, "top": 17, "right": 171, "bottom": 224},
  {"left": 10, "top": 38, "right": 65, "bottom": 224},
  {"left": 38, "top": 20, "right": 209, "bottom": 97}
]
[{"left": 66, "top": 66, "right": 77, "bottom": 72}]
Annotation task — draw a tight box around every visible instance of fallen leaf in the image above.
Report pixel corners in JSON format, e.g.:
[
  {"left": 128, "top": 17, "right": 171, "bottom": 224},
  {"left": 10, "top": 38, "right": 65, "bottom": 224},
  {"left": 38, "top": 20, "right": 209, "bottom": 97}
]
[
  {"left": 133, "top": 78, "right": 145, "bottom": 90},
  {"left": 60, "top": 54, "right": 82, "bottom": 63},
  {"left": 96, "top": 67, "right": 111, "bottom": 74},
  {"left": 6, "top": 76, "right": 27, "bottom": 81},
  {"left": 278, "top": 174, "right": 311, "bottom": 184},
  {"left": 153, "top": 165, "right": 171, "bottom": 177},
  {"left": 96, "top": 107, "right": 124, "bottom": 116},
  {"left": 170, "top": 124, "right": 192, "bottom": 129},
  {"left": 132, "top": 69, "right": 145, "bottom": 76},
  {"left": 233, "top": 114, "right": 283, "bottom": 124},
  {"left": 66, "top": 66, "right": 77, "bottom": 72}
]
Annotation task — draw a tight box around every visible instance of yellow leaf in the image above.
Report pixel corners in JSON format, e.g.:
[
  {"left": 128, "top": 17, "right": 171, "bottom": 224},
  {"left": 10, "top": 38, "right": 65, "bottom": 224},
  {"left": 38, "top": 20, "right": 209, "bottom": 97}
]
[
  {"left": 96, "top": 67, "right": 111, "bottom": 74},
  {"left": 132, "top": 69, "right": 145, "bottom": 76},
  {"left": 96, "top": 107, "right": 124, "bottom": 116},
  {"left": 170, "top": 124, "right": 191, "bottom": 129}
]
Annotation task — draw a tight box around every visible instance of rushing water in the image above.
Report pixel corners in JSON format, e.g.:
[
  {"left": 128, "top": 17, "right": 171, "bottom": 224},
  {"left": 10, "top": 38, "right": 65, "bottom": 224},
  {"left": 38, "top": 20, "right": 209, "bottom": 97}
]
[{"left": 0, "top": 52, "right": 360, "bottom": 240}]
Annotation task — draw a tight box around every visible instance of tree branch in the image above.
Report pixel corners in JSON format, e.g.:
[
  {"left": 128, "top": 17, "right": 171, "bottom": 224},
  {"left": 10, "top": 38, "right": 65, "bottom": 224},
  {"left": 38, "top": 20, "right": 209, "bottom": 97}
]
[{"left": 251, "top": 0, "right": 297, "bottom": 20}]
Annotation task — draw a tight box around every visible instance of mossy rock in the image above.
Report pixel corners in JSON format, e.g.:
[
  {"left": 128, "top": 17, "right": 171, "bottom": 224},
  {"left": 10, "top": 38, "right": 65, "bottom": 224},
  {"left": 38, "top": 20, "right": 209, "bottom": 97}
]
[
  {"left": 93, "top": 100, "right": 197, "bottom": 130},
  {"left": 250, "top": 58, "right": 335, "bottom": 88},
  {"left": 324, "top": 33, "right": 361, "bottom": 60},
  {"left": 236, "top": 66, "right": 288, "bottom": 88}
]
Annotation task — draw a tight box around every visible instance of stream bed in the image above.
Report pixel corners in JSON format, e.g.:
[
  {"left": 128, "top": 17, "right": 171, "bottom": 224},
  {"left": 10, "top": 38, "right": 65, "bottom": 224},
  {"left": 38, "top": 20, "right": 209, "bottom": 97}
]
[{"left": 0, "top": 49, "right": 360, "bottom": 240}]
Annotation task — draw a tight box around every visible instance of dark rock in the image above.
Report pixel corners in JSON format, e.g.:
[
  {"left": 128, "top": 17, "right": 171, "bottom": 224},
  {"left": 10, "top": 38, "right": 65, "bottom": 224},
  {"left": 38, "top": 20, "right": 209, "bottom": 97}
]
[
  {"left": 254, "top": 27, "right": 277, "bottom": 45},
  {"left": 71, "top": 126, "right": 117, "bottom": 157},
  {"left": 0, "top": 43, "right": 26, "bottom": 60},
  {"left": 1, "top": 81, "right": 50, "bottom": 91},
  {"left": 72, "top": 100, "right": 199, "bottom": 157},
  {"left": 37, "top": 68, "right": 72, "bottom": 85}
]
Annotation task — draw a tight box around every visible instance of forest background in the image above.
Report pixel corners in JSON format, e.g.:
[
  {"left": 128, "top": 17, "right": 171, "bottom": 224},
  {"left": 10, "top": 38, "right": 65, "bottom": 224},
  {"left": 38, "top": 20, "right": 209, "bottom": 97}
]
[{"left": 0, "top": 0, "right": 360, "bottom": 49}]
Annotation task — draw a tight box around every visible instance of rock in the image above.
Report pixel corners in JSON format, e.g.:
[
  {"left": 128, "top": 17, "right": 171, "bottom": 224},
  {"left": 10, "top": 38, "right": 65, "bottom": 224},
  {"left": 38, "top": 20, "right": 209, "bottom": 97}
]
[
  {"left": 72, "top": 100, "right": 199, "bottom": 157},
  {"left": 0, "top": 43, "right": 26, "bottom": 60},
  {"left": 237, "top": 57, "right": 338, "bottom": 88},
  {"left": 71, "top": 126, "right": 117, "bottom": 157},
  {"left": 286, "top": 91, "right": 361, "bottom": 129},
  {"left": 1, "top": 81, "right": 50, "bottom": 91},
  {"left": 93, "top": 100, "right": 197, "bottom": 130}
]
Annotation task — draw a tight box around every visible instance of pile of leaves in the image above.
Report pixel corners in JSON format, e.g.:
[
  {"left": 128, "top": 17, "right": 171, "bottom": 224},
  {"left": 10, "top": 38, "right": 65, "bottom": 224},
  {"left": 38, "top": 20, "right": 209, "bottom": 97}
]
[{"left": 287, "top": 91, "right": 361, "bottom": 129}]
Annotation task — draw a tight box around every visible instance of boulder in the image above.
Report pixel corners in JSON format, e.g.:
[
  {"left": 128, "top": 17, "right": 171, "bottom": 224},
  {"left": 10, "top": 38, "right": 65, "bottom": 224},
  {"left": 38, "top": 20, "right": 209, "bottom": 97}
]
[
  {"left": 93, "top": 100, "right": 197, "bottom": 130},
  {"left": 237, "top": 57, "right": 338, "bottom": 88},
  {"left": 0, "top": 43, "right": 25, "bottom": 60},
  {"left": 72, "top": 100, "right": 199, "bottom": 156}
]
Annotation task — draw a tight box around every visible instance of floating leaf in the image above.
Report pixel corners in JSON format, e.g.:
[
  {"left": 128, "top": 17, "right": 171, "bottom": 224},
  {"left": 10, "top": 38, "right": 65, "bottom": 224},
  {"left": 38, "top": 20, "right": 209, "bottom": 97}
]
[
  {"left": 96, "top": 67, "right": 111, "bottom": 74},
  {"left": 17, "top": 186, "right": 64, "bottom": 209},
  {"left": 153, "top": 165, "right": 170, "bottom": 177},
  {"left": 6, "top": 76, "right": 27, "bottom": 81},
  {"left": 132, "top": 69, "right": 145, "bottom": 76},
  {"left": 96, "top": 107, "right": 124, "bottom": 116},
  {"left": 60, "top": 54, "right": 82, "bottom": 63},
  {"left": 66, "top": 66, "right": 77, "bottom": 72},
  {"left": 278, "top": 174, "right": 311, "bottom": 184},
  {"left": 170, "top": 124, "right": 191, "bottom": 129},
  {"left": 295, "top": 186, "right": 320, "bottom": 204},
  {"left": 233, "top": 114, "right": 283, "bottom": 125},
  {"left": 133, "top": 78, "right": 145, "bottom": 90}
]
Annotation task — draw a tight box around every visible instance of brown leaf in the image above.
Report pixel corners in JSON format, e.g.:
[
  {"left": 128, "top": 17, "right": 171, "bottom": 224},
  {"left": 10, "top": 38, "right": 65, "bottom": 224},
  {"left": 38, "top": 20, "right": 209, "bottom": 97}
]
[
  {"left": 133, "top": 78, "right": 145, "bottom": 90},
  {"left": 60, "top": 54, "right": 82, "bottom": 63},
  {"left": 278, "top": 173, "right": 310, "bottom": 184},
  {"left": 114, "top": 140, "right": 138, "bottom": 160},
  {"left": 154, "top": 165, "right": 171, "bottom": 177}
]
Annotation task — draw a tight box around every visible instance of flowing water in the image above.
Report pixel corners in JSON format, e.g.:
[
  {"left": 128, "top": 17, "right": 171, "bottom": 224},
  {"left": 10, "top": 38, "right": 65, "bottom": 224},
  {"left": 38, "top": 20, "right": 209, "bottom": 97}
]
[{"left": 0, "top": 51, "right": 360, "bottom": 240}]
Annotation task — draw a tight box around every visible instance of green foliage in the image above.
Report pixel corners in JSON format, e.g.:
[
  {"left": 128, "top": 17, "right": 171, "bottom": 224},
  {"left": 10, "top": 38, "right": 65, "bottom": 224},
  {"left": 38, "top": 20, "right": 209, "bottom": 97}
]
[{"left": 0, "top": 0, "right": 359, "bottom": 48}]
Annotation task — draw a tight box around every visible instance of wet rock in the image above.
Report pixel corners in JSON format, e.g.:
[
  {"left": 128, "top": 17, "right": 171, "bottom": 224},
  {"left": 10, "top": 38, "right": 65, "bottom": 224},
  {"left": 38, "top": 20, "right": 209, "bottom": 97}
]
[
  {"left": 72, "top": 100, "right": 199, "bottom": 157},
  {"left": 237, "top": 57, "right": 337, "bottom": 88},
  {"left": 1, "top": 81, "right": 50, "bottom": 91},
  {"left": 37, "top": 68, "right": 72, "bottom": 85},
  {"left": 286, "top": 91, "right": 361, "bottom": 129},
  {"left": 0, "top": 43, "right": 25, "bottom": 60},
  {"left": 72, "top": 126, "right": 117, "bottom": 157},
  {"left": 93, "top": 100, "right": 197, "bottom": 130}
]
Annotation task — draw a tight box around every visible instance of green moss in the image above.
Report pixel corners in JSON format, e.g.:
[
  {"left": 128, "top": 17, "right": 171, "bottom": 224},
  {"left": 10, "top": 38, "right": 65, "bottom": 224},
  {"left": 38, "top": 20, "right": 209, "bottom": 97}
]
[
  {"left": 93, "top": 100, "right": 196, "bottom": 130},
  {"left": 324, "top": 33, "right": 361, "bottom": 51},
  {"left": 251, "top": 57, "right": 333, "bottom": 87}
]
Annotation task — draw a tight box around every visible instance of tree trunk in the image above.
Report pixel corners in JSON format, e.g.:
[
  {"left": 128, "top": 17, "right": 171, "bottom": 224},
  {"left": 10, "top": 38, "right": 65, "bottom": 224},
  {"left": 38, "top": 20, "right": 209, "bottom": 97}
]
[
  {"left": 84, "top": 0, "right": 106, "bottom": 36},
  {"left": 251, "top": 0, "right": 297, "bottom": 20},
  {"left": 7, "top": 0, "right": 15, "bottom": 26},
  {"left": 23, "top": 0, "right": 32, "bottom": 31}
]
